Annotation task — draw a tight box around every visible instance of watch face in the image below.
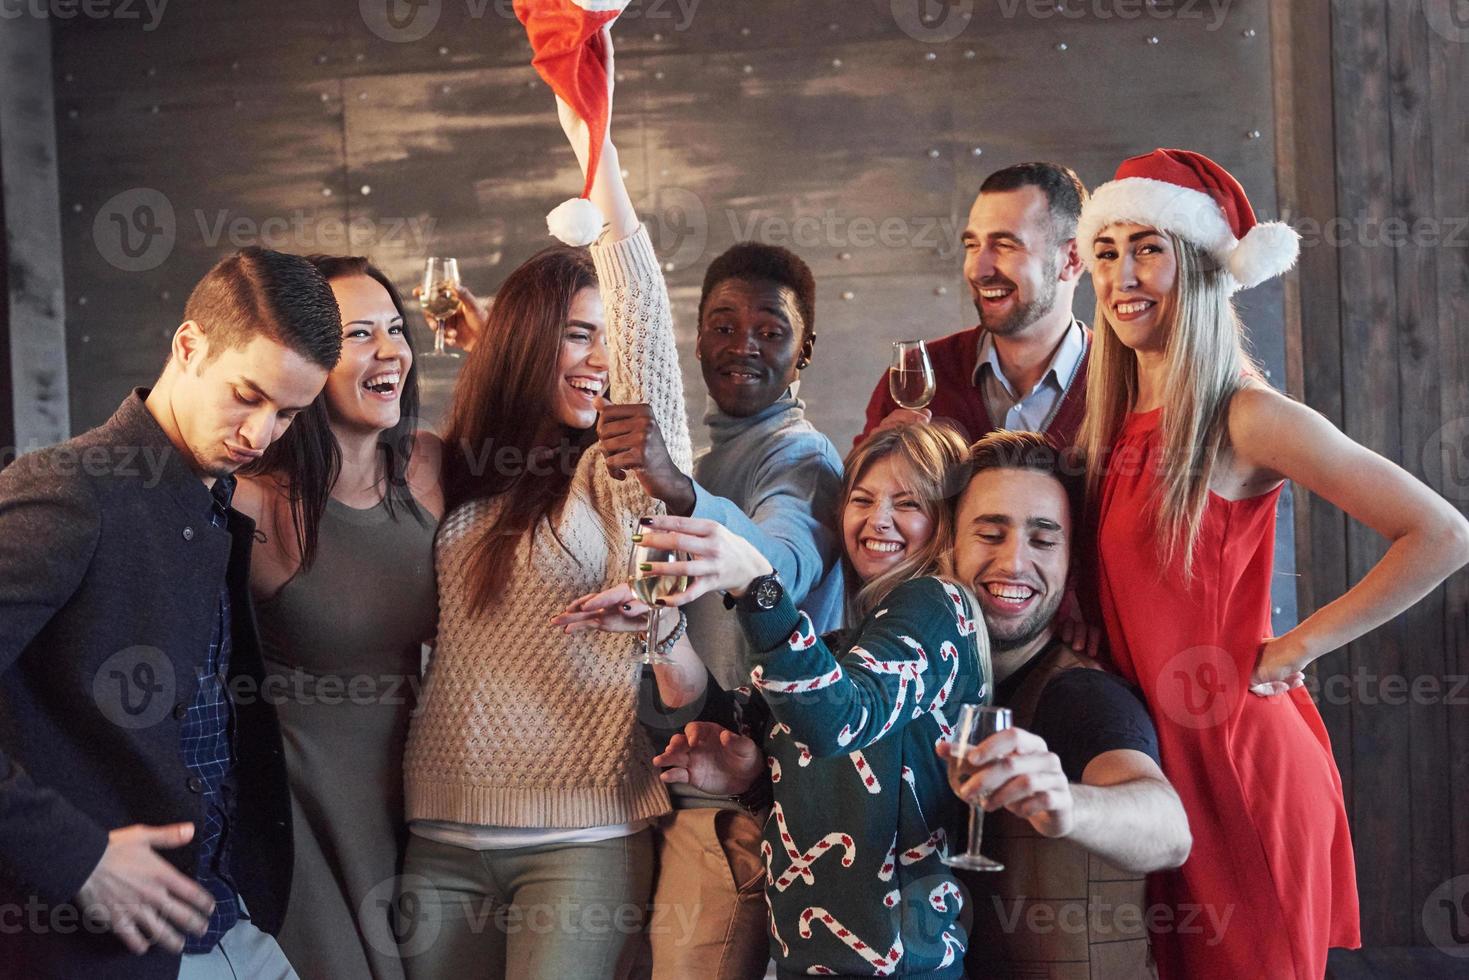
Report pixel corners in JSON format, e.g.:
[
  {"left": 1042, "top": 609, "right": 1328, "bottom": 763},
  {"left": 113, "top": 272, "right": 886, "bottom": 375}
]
[{"left": 754, "top": 576, "right": 782, "bottom": 610}]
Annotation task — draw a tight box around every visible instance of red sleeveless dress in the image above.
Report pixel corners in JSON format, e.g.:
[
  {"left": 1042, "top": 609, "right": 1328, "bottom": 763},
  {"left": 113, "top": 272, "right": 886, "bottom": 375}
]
[{"left": 1093, "top": 408, "right": 1360, "bottom": 980}]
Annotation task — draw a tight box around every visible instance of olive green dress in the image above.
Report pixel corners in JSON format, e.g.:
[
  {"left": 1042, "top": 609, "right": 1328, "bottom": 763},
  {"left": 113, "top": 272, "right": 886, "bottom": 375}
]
[{"left": 256, "top": 493, "right": 438, "bottom": 980}]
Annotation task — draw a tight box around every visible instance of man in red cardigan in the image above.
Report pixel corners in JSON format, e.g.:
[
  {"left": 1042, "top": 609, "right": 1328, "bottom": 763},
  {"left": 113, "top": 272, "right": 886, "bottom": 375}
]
[{"left": 859, "top": 162, "right": 1091, "bottom": 449}]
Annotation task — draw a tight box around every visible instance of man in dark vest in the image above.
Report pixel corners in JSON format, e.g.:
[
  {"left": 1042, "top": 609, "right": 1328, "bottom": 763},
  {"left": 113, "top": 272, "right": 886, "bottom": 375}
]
[
  {"left": 939, "top": 430, "right": 1195, "bottom": 978},
  {"left": 0, "top": 247, "right": 341, "bottom": 978},
  {"left": 858, "top": 162, "right": 1091, "bottom": 449}
]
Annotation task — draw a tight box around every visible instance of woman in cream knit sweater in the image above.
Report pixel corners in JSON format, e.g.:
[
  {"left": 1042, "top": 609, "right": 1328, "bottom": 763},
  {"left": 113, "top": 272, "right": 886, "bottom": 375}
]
[{"left": 397, "top": 64, "right": 694, "bottom": 979}]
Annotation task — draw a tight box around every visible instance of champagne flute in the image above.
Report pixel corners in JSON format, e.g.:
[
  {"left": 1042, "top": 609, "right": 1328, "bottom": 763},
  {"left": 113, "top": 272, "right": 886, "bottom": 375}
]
[
  {"left": 628, "top": 518, "right": 689, "bottom": 667},
  {"left": 943, "top": 704, "right": 1012, "bottom": 872},
  {"left": 419, "top": 257, "right": 462, "bottom": 359},
  {"left": 889, "top": 339, "right": 936, "bottom": 410}
]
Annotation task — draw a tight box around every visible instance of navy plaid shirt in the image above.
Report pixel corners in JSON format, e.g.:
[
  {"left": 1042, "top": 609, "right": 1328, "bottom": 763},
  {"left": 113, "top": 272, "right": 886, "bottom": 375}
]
[{"left": 180, "top": 476, "right": 241, "bottom": 953}]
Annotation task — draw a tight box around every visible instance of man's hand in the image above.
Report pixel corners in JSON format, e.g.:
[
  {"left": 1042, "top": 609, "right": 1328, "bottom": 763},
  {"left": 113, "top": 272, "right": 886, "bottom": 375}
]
[
  {"left": 596, "top": 400, "right": 695, "bottom": 513},
  {"left": 873, "top": 408, "right": 932, "bottom": 435},
  {"left": 937, "top": 728, "right": 1075, "bottom": 838},
  {"left": 653, "top": 722, "right": 763, "bottom": 797},
  {"left": 75, "top": 823, "right": 215, "bottom": 956}
]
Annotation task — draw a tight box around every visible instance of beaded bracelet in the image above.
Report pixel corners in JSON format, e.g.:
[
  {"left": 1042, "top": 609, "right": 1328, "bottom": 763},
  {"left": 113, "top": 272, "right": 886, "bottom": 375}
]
[{"left": 650, "top": 609, "right": 688, "bottom": 659}]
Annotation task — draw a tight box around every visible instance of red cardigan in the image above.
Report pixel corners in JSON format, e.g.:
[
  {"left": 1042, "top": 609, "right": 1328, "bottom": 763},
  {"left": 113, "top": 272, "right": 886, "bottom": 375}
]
[{"left": 857, "top": 324, "right": 1091, "bottom": 450}]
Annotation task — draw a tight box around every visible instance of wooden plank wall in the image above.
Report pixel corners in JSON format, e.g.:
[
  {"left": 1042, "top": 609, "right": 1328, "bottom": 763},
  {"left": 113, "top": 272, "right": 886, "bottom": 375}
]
[
  {"left": 1275, "top": 0, "right": 1469, "bottom": 952},
  {"left": 49, "top": 0, "right": 1299, "bottom": 629}
]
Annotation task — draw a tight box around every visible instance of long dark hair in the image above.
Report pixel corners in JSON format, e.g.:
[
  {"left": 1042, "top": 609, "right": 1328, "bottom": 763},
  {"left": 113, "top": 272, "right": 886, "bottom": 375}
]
[
  {"left": 245, "top": 255, "right": 425, "bottom": 570},
  {"left": 440, "top": 245, "right": 598, "bottom": 614}
]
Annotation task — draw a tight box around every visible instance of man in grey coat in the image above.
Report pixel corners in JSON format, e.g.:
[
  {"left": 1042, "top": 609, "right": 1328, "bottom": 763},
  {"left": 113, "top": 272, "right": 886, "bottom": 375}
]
[{"left": 0, "top": 247, "right": 339, "bottom": 979}]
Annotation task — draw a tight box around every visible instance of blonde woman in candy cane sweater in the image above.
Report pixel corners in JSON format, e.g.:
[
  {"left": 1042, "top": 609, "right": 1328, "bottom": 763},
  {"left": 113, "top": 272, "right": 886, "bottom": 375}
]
[
  {"left": 561, "top": 423, "right": 992, "bottom": 979},
  {"left": 397, "top": 41, "right": 698, "bottom": 980}
]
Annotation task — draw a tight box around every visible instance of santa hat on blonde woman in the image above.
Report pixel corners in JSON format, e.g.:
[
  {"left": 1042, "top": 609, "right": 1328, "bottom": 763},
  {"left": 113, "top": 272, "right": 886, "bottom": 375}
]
[
  {"left": 514, "top": 0, "right": 631, "bottom": 245},
  {"left": 1077, "top": 148, "right": 1299, "bottom": 292}
]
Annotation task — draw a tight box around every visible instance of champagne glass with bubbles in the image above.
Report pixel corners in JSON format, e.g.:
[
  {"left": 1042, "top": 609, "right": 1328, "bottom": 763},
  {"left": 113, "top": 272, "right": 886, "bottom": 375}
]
[
  {"left": 889, "top": 340, "right": 936, "bottom": 411},
  {"left": 419, "top": 257, "right": 462, "bottom": 359},
  {"left": 628, "top": 515, "right": 689, "bottom": 667},
  {"left": 944, "top": 704, "right": 1012, "bottom": 871}
]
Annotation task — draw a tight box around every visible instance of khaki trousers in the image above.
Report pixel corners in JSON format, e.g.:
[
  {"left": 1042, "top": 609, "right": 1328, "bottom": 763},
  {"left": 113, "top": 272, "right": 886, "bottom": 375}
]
[{"left": 634, "top": 807, "right": 771, "bottom": 980}]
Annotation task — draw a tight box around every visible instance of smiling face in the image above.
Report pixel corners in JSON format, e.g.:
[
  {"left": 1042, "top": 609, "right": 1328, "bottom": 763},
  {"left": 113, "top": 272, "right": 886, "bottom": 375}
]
[
  {"left": 1090, "top": 222, "right": 1178, "bottom": 355},
  {"left": 552, "top": 286, "right": 609, "bottom": 430},
  {"left": 322, "top": 274, "right": 412, "bottom": 435},
  {"left": 167, "top": 326, "right": 327, "bottom": 479},
  {"left": 953, "top": 467, "right": 1070, "bottom": 652},
  {"left": 842, "top": 455, "right": 937, "bottom": 585},
  {"left": 697, "top": 277, "right": 811, "bottom": 418},
  {"left": 962, "top": 186, "right": 1065, "bottom": 337}
]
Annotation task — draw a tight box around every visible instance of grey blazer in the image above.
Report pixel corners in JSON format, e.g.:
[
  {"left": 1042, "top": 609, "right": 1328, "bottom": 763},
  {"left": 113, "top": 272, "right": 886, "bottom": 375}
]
[{"left": 0, "top": 390, "right": 291, "bottom": 979}]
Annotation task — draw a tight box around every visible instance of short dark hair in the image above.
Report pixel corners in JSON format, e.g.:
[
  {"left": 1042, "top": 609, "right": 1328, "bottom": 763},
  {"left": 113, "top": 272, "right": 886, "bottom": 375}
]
[
  {"left": 979, "top": 162, "right": 1088, "bottom": 247},
  {"left": 968, "top": 429, "right": 1085, "bottom": 529},
  {"left": 697, "top": 242, "right": 816, "bottom": 340},
  {"left": 183, "top": 246, "right": 342, "bottom": 370}
]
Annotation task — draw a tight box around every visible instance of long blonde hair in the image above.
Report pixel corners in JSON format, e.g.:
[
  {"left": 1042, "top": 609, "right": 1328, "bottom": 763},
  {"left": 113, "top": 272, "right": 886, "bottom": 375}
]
[
  {"left": 1077, "top": 233, "right": 1263, "bottom": 578},
  {"left": 842, "top": 422, "right": 972, "bottom": 619}
]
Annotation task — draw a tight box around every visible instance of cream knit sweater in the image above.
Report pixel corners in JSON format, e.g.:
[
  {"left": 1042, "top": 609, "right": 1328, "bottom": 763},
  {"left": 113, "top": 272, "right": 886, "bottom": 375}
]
[{"left": 404, "top": 225, "right": 692, "bottom": 829}]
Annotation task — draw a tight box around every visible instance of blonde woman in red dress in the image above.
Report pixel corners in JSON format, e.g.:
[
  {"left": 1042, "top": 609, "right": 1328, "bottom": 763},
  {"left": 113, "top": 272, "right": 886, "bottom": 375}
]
[{"left": 1075, "top": 148, "right": 1469, "bottom": 980}]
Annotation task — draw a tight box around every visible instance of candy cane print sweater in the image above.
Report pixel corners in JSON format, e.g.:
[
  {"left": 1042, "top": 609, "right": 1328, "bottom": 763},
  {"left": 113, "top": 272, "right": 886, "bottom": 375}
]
[
  {"left": 404, "top": 224, "right": 693, "bottom": 829},
  {"left": 737, "top": 576, "right": 990, "bottom": 979}
]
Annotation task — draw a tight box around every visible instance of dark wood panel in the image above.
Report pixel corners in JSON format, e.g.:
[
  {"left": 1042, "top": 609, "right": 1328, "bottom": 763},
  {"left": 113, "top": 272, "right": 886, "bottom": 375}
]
[
  {"left": 641, "top": 39, "right": 959, "bottom": 287},
  {"left": 1331, "top": 0, "right": 1415, "bottom": 945},
  {"left": 1271, "top": 0, "right": 1354, "bottom": 806},
  {"left": 52, "top": 2, "right": 350, "bottom": 96},
  {"left": 56, "top": 79, "right": 348, "bottom": 428},
  {"left": 1424, "top": 0, "right": 1469, "bottom": 902},
  {"left": 1383, "top": 0, "right": 1453, "bottom": 948}
]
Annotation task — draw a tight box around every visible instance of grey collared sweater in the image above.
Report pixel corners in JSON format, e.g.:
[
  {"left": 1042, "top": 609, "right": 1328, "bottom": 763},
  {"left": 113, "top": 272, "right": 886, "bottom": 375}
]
[{"left": 686, "top": 387, "right": 845, "bottom": 690}]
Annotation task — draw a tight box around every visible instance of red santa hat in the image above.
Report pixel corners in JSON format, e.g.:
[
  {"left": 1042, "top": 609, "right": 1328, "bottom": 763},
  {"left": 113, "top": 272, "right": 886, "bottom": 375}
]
[
  {"left": 1077, "top": 148, "right": 1299, "bottom": 291},
  {"left": 514, "top": 0, "right": 631, "bottom": 245}
]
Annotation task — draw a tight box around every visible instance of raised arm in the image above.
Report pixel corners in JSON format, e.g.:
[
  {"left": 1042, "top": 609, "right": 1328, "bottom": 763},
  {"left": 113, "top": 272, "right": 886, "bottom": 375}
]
[
  {"left": 737, "top": 576, "right": 981, "bottom": 757},
  {"left": 686, "top": 447, "right": 843, "bottom": 605},
  {"left": 582, "top": 183, "right": 691, "bottom": 482},
  {"left": 1229, "top": 386, "right": 1469, "bottom": 687}
]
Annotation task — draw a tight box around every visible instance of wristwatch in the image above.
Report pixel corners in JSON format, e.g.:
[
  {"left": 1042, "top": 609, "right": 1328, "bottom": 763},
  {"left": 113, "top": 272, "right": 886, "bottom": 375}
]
[
  {"left": 725, "top": 571, "right": 783, "bottom": 612},
  {"left": 730, "top": 778, "right": 774, "bottom": 815}
]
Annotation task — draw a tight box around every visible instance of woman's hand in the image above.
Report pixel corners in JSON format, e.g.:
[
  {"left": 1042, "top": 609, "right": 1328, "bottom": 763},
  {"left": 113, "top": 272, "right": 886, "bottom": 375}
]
[
  {"left": 413, "top": 283, "right": 489, "bottom": 352},
  {"left": 551, "top": 582, "right": 649, "bottom": 634},
  {"left": 1249, "top": 635, "right": 1309, "bottom": 697},
  {"left": 654, "top": 722, "right": 763, "bottom": 797},
  {"left": 631, "top": 515, "right": 774, "bottom": 607}
]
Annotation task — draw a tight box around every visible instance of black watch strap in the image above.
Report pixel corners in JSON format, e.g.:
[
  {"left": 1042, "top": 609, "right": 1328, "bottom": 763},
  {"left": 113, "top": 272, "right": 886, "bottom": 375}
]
[
  {"left": 730, "top": 778, "right": 773, "bottom": 814},
  {"left": 733, "top": 572, "right": 783, "bottom": 612}
]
